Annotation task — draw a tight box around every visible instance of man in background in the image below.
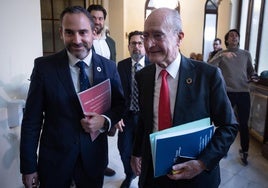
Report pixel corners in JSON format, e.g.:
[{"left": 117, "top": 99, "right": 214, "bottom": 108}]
[
  {"left": 116, "top": 31, "right": 150, "bottom": 188},
  {"left": 87, "top": 4, "right": 117, "bottom": 176},
  {"left": 87, "top": 4, "right": 116, "bottom": 62},
  {"left": 207, "top": 38, "right": 222, "bottom": 62},
  {"left": 209, "top": 29, "right": 258, "bottom": 165}
]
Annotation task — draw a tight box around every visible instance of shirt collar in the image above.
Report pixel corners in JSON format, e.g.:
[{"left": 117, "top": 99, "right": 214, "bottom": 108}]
[
  {"left": 67, "top": 50, "right": 93, "bottom": 67},
  {"left": 131, "top": 56, "right": 145, "bottom": 67},
  {"left": 155, "top": 53, "right": 181, "bottom": 79}
]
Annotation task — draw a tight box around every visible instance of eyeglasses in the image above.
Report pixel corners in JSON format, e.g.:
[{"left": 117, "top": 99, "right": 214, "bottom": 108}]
[{"left": 130, "top": 41, "right": 143, "bottom": 47}]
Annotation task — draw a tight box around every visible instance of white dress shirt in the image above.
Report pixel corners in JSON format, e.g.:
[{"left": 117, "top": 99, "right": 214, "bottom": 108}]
[
  {"left": 153, "top": 54, "right": 181, "bottom": 132},
  {"left": 93, "top": 30, "right": 111, "bottom": 60}
]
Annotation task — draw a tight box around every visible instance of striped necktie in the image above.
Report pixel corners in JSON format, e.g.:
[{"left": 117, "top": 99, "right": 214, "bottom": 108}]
[{"left": 130, "top": 62, "right": 142, "bottom": 112}]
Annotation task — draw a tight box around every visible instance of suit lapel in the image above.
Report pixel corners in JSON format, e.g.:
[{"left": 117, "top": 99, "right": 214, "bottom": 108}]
[
  {"left": 91, "top": 52, "right": 106, "bottom": 85},
  {"left": 126, "top": 58, "right": 132, "bottom": 88},
  {"left": 173, "top": 55, "right": 197, "bottom": 125},
  {"left": 55, "top": 50, "right": 77, "bottom": 96},
  {"left": 140, "top": 64, "right": 155, "bottom": 132}
]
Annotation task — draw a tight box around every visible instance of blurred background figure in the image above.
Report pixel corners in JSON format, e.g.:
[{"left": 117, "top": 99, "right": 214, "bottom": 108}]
[
  {"left": 189, "top": 52, "right": 196, "bottom": 59},
  {"left": 209, "top": 29, "right": 258, "bottom": 166},
  {"left": 196, "top": 53, "right": 203, "bottom": 61},
  {"left": 207, "top": 38, "right": 222, "bottom": 62}
]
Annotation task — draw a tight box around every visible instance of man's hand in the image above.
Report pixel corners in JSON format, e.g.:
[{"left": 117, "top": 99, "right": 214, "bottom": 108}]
[
  {"left": 115, "top": 119, "right": 125, "bottom": 132},
  {"left": 22, "top": 172, "right": 39, "bottom": 188},
  {"left": 80, "top": 112, "right": 105, "bottom": 133},
  {"left": 131, "top": 156, "right": 142, "bottom": 176},
  {"left": 167, "top": 160, "right": 206, "bottom": 180},
  {"left": 221, "top": 51, "right": 237, "bottom": 58}
]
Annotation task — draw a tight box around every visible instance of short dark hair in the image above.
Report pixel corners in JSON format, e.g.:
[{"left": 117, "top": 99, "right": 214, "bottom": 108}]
[
  {"left": 128, "top": 31, "right": 143, "bottom": 44},
  {"left": 224, "top": 29, "right": 240, "bottom": 47},
  {"left": 87, "top": 4, "right": 107, "bottom": 20},
  {"left": 214, "top": 38, "right": 222, "bottom": 44},
  {"left": 60, "top": 6, "right": 95, "bottom": 30}
]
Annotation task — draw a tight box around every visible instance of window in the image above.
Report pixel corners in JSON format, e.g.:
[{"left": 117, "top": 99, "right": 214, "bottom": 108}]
[
  {"left": 40, "top": 0, "right": 86, "bottom": 56},
  {"left": 203, "top": 0, "right": 220, "bottom": 62},
  {"left": 245, "top": 0, "right": 265, "bottom": 73},
  {"left": 145, "top": 0, "right": 180, "bottom": 19}
]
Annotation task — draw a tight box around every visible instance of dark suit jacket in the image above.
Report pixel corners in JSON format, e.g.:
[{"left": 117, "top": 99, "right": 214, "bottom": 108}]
[
  {"left": 20, "top": 50, "right": 125, "bottom": 184},
  {"left": 117, "top": 57, "right": 150, "bottom": 115},
  {"left": 106, "top": 35, "right": 116, "bottom": 62},
  {"left": 133, "top": 55, "right": 238, "bottom": 187},
  {"left": 92, "top": 35, "right": 116, "bottom": 62}
]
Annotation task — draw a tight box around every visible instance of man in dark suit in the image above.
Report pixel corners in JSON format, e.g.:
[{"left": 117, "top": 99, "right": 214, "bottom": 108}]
[
  {"left": 20, "top": 6, "right": 125, "bottom": 188},
  {"left": 131, "top": 8, "right": 238, "bottom": 188},
  {"left": 116, "top": 31, "right": 150, "bottom": 188},
  {"left": 87, "top": 4, "right": 117, "bottom": 176}
]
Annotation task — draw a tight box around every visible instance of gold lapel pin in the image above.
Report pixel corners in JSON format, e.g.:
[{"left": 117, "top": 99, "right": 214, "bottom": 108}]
[{"left": 186, "top": 78, "right": 192, "bottom": 84}]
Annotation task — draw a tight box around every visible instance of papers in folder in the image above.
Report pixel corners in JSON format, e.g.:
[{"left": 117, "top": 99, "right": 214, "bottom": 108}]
[
  {"left": 77, "top": 79, "right": 111, "bottom": 141},
  {"left": 149, "top": 117, "right": 214, "bottom": 177}
]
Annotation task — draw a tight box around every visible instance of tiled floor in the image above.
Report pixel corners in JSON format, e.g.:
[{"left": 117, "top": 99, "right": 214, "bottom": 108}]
[{"left": 104, "top": 132, "right": 268, "bottom": 188}]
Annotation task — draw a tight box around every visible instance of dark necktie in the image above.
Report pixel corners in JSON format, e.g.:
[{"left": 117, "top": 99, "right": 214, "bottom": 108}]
[
  {"left": 158, "top": 70, "right": 172, "bottom": 130},
  {"left": 76, "top": 61, "right": 90, "bottom": 92},
  {"left": 130, "top": 62, "right": 142, "bottom": 112}
]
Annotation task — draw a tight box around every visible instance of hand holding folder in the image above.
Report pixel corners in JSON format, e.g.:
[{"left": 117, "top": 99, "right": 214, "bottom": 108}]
[
  {"left": 149, "top": 117, "right": 214, "bottom": 177},
  {"left": 77, "top": 79, "right": 111, "bottom": 141}
]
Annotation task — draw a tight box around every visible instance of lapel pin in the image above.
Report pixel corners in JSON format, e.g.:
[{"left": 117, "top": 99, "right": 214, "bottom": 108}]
[
  {"left": 97, "top": 67, "right": 101, "bottom": 72},
  {"left": 186, "top": 78, "right": 192, "bottom": 84}
]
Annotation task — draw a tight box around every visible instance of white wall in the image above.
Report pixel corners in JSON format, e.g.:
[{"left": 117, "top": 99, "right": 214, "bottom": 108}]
[
  {"left": 179, "top": 0, "right": 206, "bottom": 57},
  {"left": 0, "top": 1, "right": 42, "bottom": 187},
  {"left": 0, "top": 0, "right": 42, "bottom": 101}
]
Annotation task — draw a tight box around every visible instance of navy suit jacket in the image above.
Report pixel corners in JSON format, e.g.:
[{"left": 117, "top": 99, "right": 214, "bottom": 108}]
[
  {"left": 20, "top": 50, "right": 125, "bottom": 183},
  {"left": 133, "top": 55, "right": 238, "bottom": 187},
  {"left": 117, "top": 56, "right": 150, "bottom": 115}
]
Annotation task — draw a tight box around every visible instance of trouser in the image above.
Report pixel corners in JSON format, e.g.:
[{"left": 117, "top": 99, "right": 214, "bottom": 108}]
[
  {"left": 72, "top": 154, "right": 104, "bottom": 188},
  {"left": 117, "top": 111, "right": 139, "bottom": 177},
  {"left": 227, "top": 92, "right": 250, "bottom": 152},
  {"left": 39, "top": 154, "right": 104, "bottom": 188}
]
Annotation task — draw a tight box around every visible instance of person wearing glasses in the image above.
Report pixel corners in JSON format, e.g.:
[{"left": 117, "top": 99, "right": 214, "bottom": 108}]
[
  {"left": 130, "top": 8, "right": 238, "bottom": 188},
  {"left": 207, "top": 38, "right": 222, "bottom": 62},
  {"left": 116, "top": 31, "right": 150, "bottom": 188}
]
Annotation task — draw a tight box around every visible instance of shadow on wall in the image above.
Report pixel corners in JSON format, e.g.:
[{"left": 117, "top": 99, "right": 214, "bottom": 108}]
[
  {"left": 0, "top": 126, "right": 23, "bottom": 188},
  {"left": 0, "top": 87, "right": 25, "bottom": 187}
]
